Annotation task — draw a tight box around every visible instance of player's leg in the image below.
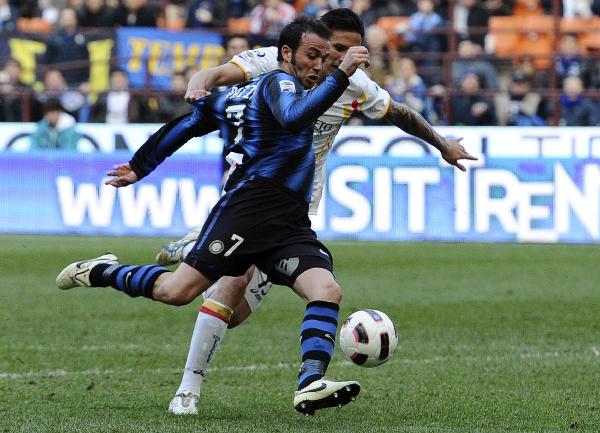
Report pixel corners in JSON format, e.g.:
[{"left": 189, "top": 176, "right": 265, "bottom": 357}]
[
  {"left": 56, "top": 254, "right": 213, "bottom": 305},
  {"left": 168, "top": 267, "right": 273, "bottom": 415},
  {"left": 291, "top": 266, "right": 360, "bottom": 415}
]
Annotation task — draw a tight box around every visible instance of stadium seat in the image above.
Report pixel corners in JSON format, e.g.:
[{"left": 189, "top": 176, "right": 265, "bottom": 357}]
[
  {"left": 227, "top": 17, "right": 251, "bottom": 34},
  {"left": 488, "top": 16, "right": 524, "bottom": 57},
  {"left": 560, "top": 17, "right": 600, "bottom": 53},
  {"left": 376, "top": 16, "right": 410, "bottom": 50}
]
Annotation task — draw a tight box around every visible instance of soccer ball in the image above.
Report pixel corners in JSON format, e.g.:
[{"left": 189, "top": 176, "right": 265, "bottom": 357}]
[{"left": 339, "top": 309, "right": 398, "bottom": 367}]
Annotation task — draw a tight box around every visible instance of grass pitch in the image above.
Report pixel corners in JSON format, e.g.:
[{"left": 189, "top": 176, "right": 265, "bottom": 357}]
[{"left": 0, "top": 235, "right": 599, "bottom": 432}]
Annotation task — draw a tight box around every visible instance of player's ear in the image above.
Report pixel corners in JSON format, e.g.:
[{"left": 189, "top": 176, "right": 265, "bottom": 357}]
[{"left": 281, "top": 45, "right": 292, "bottom": 63}]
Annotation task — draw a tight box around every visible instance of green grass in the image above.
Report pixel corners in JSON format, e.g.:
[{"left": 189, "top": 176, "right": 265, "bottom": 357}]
[{"left": 1, "top": 235, "right": 599, "bottom": 432}]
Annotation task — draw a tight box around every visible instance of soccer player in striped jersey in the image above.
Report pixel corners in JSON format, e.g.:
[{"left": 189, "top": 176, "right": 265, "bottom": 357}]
[
  {"left": 56, "top": 16, "right": 372, "bottom": 416},
  {"left": 157, "top": 8, "right": 476, "bottom": 415}
]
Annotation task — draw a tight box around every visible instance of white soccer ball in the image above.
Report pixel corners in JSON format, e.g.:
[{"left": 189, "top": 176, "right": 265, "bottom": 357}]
[{"left": 339, "top": 309, "right": 398, "bottom": 368}]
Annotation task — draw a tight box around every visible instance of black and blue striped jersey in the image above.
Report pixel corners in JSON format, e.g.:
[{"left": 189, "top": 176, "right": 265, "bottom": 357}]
[{"left": 129, "top": 68, "right": 350, "bottom": 205}]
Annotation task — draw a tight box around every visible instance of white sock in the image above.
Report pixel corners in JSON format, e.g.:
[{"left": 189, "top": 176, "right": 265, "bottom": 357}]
[{"left": 176, "top": 298, "right": 233, "bottom": 396}]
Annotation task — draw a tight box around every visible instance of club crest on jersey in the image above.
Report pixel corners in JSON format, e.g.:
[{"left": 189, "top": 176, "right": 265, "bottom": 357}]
[
  {"left": 279, "top": 80, "right": 296, "bottom": 93},
  {"left": 209, "top": 240, "right": 224, "bottom": 254}
]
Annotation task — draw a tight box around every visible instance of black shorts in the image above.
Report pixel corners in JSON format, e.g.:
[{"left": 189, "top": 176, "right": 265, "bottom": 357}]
[{"left": 184, "top": 177, "right": 334, "bottom": 286}]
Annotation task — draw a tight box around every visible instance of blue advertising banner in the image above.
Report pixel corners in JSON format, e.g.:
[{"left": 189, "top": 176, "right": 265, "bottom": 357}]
[
  {"left": 116, "top": 28, "right": 224, "bottom": 89},
  {"left": 1, "top": 153, "right": 599, "bottom": 243}
]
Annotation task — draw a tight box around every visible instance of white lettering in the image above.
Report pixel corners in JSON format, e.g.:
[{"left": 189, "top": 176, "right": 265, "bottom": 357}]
[
  {"left": 329, "top": 166, "right": 370, "bottom": 233},
  {"left": 373, "top": 168, "right": 391, "bottom": 232},
  {"left": 178, "top": 179, "right": 220, "bottom": 228},
  {"left": 517, "top": 182, "right": 556, "bottom": 242},
  {"left": 555, "top": 163, "right": 599, "bottom": 239},
  {"left": 56, "top": 176, "right": 115, "bottom": 227},
  {"left": 475, "top": 170, "right": 519, "bottom": 233},
  {"left": 393, "top": 168, "right": 440, "bottom": 233},
  {"left": 118, "top": 179, "right": 177, "bottom": 228}
]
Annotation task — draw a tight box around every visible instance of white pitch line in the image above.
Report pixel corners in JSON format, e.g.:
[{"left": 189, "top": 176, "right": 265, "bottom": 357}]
[{"left": 0, "top": 351, "right": 594, "bottom": 381}]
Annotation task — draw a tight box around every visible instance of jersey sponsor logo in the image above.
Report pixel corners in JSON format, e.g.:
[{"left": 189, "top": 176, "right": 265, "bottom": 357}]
[
  {"left": 208, "top": 240, "right": 224, "bottom": 254},
  {"left": 274, "top": 257, "right": 299, "bottom": 277},
  {"left": 279, "top": 80, "right": 296, "bottom": 93},
  {"left": 313, "top": 119, "right": 335, "bottom": 134}
]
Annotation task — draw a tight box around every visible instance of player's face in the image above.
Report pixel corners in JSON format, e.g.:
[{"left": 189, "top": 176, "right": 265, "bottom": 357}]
[
  {"left": 290, "top": 32, "right": 330, "bottom": 89},
  {"left": 320, "top": 30, "right": 362, "bottom": 81}
]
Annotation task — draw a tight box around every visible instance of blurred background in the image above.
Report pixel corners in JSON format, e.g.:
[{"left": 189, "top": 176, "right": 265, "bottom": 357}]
[{"left": 0, "top": 0, "right": 599, "bottom": 244}]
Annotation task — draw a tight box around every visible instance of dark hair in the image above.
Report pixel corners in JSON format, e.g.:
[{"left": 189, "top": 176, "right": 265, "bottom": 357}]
[
  {"left": 277, "top": 15, "right": 331, "bottom": 62},
  {"left": 320, "top": 8, "right": 364, "bottom": 40},
  {"left": 224, "top": 34, "right": 250, "bottom": 48},
  {"left": 44, "top": 98, "right": 63, "bottom": 114}
]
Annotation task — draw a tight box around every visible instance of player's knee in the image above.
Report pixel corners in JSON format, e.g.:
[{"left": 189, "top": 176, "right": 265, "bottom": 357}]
[
  {"left": 156, "top": 280, "right": 197, "bottom": 306},
  {"left": 314, "top": 279, "right": 342, "bottom": 304}
]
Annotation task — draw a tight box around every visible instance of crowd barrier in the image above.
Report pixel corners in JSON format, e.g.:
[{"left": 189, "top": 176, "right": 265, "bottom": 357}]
[{"left": 2, "top": 125, "right": 599, "bottom": 243}]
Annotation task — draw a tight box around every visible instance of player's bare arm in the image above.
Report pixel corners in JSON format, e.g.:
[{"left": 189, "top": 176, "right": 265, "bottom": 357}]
[
  {"left": 105, "top": 163, "right": 139, "bottom": 188},
  {"left": 383, "top": 101, "right": 477, "bottom": 171},
  {"left": 185, "top": 63, "right": 246, "bottom": 102}
]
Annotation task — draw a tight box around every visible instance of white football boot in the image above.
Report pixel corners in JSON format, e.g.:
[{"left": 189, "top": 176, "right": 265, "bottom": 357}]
[
  {"left": 168, "top": 391, "right": 200, "bottom": 415},
  {"left": 155, "top": 227, "right": 202, "bottom": 266},
  {"left": 293, "top": 378, "right": 360, "bottom": 416},
  {"left": 56, "top": 253, "right": 119, "bottom": 290}
]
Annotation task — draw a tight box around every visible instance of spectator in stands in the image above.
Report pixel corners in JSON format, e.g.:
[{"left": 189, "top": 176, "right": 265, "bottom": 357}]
[
  {"left": 30, "top": 98, "right": 80, "bottom": 150},
  {"left": 77, "top": 0, "right": 117, "bottom": 27},
  {"left": 43, "top": 8, "right": 90, "bottom": 86},
  {"left": 483, "top": 0, "right": 515, "bottom": 16},
  {"left": 451, "top": 40, "right": 497, "bottom": 89},
  {"left": 559, "top": 75, "right": 599, "bottom": 126},
  {"left": 116, "top": 0, "right": 158, "bottom": 27},
  {"left": 17, "top": 0, "right": 42, "bottom": 19},
  {"left": 185, "top": 0, "right": 228, "bottom": 28},
  {"left": 0, "top": 0, "right": 18, "bottom": 31},
  {"left": 249, "top": 0, "right": 295, "bottom": 44},
  {"left": 351, "top": 0, "right": 378, "bottom": 27},
  {"left": 90, "top": 69, "right": 133, "bottom": 123},
  {"left": 224, "top": 34, "right": 250, "bottom": 61},
  {"left": 495, "top": 70, "right": 549, "bottom": 126},
  {"left": 303, "top": 0, "right": 333, "bottom": 17},
  {"left": 154, "top": 72, "right": 191, "bottom": 119},
  {"left": 563, "top": 0, "right": 592, "bottom": 18},
  {"left": 385, "top": 58, "right": 428, "bottom": 117},
  {"left": 0, "top": 58, "right": 26, "bottom": 121},
  {"left": 453, "top": 0, "right": 489, "bottom": 46},
  {"left": 451, "top": 71, "right": 496, "bottom": 125},
  {"left": 555, "top": 33, "right": 599, "bottom": 89},
  {"left": 32, "top": 69, "right": 86, "bottom": 121},
  {"left": 400, "top": 0, "right": 445, "bottom": 65},
  {"left": 364, "top": 24, "right": 391, "bottom": 83}
]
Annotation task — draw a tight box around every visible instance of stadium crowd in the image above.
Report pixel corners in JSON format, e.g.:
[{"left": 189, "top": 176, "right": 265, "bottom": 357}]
[{"left": 2, "top": 0, "right": 600, "bottom": 127}]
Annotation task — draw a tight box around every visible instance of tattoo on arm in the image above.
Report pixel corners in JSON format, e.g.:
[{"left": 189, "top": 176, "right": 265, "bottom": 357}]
[{"left": 383, "top": 101, "right": 448, "bottom": 153}]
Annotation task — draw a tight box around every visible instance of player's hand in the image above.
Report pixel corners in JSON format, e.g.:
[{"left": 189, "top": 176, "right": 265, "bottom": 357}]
[
  {"left": 337, "top": 46, "right": 370, "bottom": 77},
  {"left": 185, "top": 88, "right": 212, "bottom": 102},
  {"left": 185, "top": 72, "right": 213, "bottom": 102},
  {"left": 105, "top": 163, "right": 138, "bottom": 187},
  {"left": 440, "top": 138, "right": 478, "bottom": 172}
]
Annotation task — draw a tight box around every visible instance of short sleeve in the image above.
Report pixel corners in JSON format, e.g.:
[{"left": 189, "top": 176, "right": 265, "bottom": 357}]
[
  {"left": 350, "top": 69, "right": 392, "bottom": 120},
  {"left": 229, "top": 46, "right": 279, "bottom": 81}
]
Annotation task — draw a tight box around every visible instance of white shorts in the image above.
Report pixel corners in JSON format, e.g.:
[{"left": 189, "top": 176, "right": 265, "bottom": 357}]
[{"left": 202, "top": 267, "right": 272, "bottom": 312}]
